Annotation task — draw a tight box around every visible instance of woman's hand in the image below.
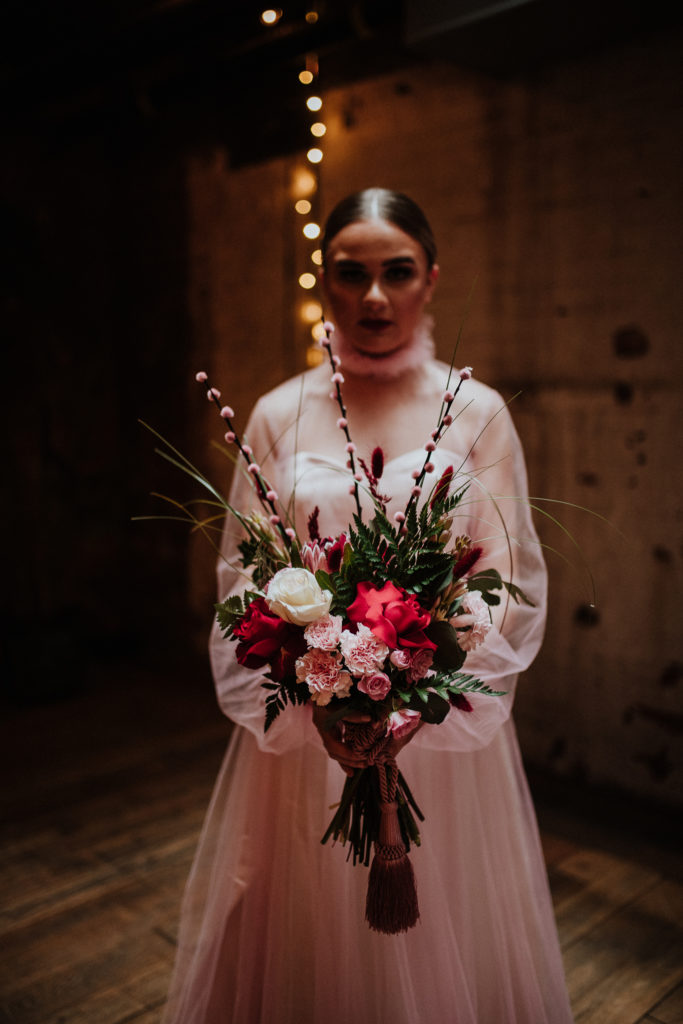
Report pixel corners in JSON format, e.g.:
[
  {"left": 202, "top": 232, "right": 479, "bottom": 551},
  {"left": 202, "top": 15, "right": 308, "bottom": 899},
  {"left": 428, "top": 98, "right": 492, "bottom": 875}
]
[
  {"left": 312, "top": 704, "right": 372, "bottom": 775},
  {"left": 312, "top": 704, "right": 423, "bottom": 774}
]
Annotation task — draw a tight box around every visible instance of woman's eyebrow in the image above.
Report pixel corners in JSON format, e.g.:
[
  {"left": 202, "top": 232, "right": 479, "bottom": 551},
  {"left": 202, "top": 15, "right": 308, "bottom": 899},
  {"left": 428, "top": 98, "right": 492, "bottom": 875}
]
[{"left": 333, "top": 256, "right": 416, "bottom": 267}]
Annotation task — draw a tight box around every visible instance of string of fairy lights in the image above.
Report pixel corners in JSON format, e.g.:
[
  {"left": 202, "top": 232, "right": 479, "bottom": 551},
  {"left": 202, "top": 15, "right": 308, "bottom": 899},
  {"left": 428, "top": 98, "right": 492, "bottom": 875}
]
[{"left": 260, "top": 7, "right": 327, "bottom": 364}]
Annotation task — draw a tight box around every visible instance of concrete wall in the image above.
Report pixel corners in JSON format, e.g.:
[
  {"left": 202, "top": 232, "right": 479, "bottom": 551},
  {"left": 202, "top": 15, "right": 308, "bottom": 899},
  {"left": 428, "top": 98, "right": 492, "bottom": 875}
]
[
  {"left": 186, "top": 30, "right": 682, "bottom": 805},
  {"left": 4, "top": 23, "right": 678, "bottom": 807}
]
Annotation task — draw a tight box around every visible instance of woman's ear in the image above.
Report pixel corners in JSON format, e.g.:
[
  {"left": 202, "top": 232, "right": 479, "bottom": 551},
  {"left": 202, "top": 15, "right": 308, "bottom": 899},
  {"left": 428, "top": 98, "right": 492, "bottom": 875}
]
[{"left": 426, "top": 263, "right": 440, "bottom": 301}]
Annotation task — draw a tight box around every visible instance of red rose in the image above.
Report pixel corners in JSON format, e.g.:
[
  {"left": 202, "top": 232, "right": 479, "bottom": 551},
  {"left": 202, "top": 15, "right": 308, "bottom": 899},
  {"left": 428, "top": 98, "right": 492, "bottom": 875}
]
[
  {"left": 234, "top": 598, "right": 297, "bottom": 669},
  {"left": 346, "top": 581, "right": 436, "bottom": 652},
  {"left": 268, "top": 632, "right": 308, "bottom": 682}
]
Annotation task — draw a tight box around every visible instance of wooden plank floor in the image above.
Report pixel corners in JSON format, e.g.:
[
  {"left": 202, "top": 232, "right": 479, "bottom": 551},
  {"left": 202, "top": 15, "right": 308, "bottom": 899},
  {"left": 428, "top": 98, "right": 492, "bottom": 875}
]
[{"left": 1, "top": 656, "right": 681, "bottom": 1024}]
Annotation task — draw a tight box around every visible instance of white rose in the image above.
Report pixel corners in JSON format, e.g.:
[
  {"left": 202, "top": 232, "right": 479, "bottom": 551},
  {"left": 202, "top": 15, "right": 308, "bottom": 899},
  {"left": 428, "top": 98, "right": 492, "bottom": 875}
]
[{"left": 266, "top": 567, "right": 332, "bottom": 626}]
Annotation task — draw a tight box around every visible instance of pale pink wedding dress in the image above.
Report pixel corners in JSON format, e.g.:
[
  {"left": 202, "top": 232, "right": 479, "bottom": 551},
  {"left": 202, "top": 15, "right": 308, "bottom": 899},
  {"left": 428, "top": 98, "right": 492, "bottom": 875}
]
[{"left": 162, "top": 357, "right": 574, "bottom": 1024}]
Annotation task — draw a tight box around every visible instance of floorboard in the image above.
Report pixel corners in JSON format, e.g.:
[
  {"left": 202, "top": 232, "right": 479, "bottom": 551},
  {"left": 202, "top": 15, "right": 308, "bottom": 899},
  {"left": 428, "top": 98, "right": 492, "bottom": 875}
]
[{"left": 1, "top": 655, "right": 681, "bottom": 1024}]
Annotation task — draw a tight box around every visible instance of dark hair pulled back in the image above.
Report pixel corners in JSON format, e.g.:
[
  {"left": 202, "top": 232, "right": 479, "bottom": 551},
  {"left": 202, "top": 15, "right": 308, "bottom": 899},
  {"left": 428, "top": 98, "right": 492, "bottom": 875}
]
[{"left": 321, "top": 188, "right": 437, "bottom": 269}]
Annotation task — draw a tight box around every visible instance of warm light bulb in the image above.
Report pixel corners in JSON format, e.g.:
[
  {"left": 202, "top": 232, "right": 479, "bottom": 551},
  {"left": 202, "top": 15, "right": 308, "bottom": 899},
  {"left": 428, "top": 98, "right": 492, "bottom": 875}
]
[
  {"left": 292, "top": 166, "right": 317, "bottom": 197},
  {"left": 303, "top": 222, "right": 321, "bottom": 239},
  {"left": 306, "top": 96, "right": 323, "bottom": 112},
  {"left": 311, "top": 320, "right": 326, "bottom": 341},
  {"left": 305, "top": 11, "right": 319, "bottom": 23},
  {"left": 299, "top": 70, "right": 314, "bottom": 85},
  {"left": 310, "top": 122, "right": 326, "bottom": 137},
  {"left": 311, "top": 249, "right": 323, "bottom": 265},
  {"left": 306, "top": 343, "right": 324, "bottom": 368},
  {"left": 307, "top": 148, "right": 323, "bottom": 164},
  {"left": 260, "top": 9, "right": 282, "bottom": 25},
  {"left": 299, "top": 272, "right": 317, "bottom": 290},
  {"left": 301, "top": 300, "right": 323, "bottom": 323},
  {"left": 295, "top": 199, "right": 312, "bottom": 214}
]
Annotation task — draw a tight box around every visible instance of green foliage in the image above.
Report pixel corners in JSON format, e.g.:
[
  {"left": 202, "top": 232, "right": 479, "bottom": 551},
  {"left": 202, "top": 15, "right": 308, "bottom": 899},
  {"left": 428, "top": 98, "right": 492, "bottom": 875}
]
[
  {"left": 468, "top": 568, "right": 535, "bottom": 608},
  {"left": 329, "top": 487, "right": 470, "bottom": 612},
  {"left": 425, "top": 620, "right": 466, "bottom": 671},
  {"left": 400, "top": 670, "right": 506, "bottom": 725},
  {"left": 215, "top": 591, "right": 261, "bottom": 636},
  {"left": 215, "top": 595, "right": 246, "bottom": 636},
  {"left": 263, "top": 674, "right": 309, "bottom": 732}
]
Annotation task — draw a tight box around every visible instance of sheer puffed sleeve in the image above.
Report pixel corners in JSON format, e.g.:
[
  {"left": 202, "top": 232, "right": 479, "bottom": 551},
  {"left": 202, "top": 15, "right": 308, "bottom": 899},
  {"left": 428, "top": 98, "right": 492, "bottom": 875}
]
[
  {"left": 208, "top": 395, "right": 317, "bottom": 754},
  {"left": 415, "top": 388, "right": 547, "bottom": 752}
]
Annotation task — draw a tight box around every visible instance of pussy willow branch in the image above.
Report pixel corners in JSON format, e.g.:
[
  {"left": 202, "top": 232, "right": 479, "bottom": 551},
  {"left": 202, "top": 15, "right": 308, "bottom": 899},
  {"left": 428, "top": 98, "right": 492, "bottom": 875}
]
[
  {"left": 321, "top": 321, "right": 364, "bottom": 521},
  {"left": 199, "top": 377, "right": 293, "bottom": 550},
  {"left": 402, "top": 373, "right": 470, "bottom": 520}
]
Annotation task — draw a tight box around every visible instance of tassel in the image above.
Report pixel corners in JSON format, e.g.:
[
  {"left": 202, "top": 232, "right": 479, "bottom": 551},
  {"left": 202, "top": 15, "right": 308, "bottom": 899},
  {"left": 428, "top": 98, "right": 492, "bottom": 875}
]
[{"left": 365, "top": 771, "right": 420, "bottom": 934}]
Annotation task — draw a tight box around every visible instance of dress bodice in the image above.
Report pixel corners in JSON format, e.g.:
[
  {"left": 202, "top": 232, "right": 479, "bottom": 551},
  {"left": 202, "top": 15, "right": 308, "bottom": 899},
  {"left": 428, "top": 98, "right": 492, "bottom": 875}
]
[{"left": 285, "top": 447, "right": 468, "bottom": 541}]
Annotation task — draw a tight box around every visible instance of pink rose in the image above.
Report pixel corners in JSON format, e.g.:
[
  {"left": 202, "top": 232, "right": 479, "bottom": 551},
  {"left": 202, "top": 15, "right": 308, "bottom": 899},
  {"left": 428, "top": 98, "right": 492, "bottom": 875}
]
[
  {"left": 387, "top": 708, "right": 422, "bottom": 738},
  {"left": 389, "top": 647, "right": 434, "bottom": 683},
  {"left": 347, "top": 581, "right": 436, "bottom": 652},
  {"left": 340, "top": 624, "right": 389, "bottom": 675},
  {"left": 357, "top": 671, "right": 392, "bottom": 701},
  {"left": 295, "top": 649, "right": 352, "bottom": 706},
  {"left": 304, "top": 613, "right": 343, "bottom": 651}
]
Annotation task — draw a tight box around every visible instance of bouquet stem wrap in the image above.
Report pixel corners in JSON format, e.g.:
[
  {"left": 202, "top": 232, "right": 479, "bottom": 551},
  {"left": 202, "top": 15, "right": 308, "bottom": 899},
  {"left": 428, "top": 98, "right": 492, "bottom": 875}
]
[{"left": 345, "top": 722, "right": 420, "bottom": 935}]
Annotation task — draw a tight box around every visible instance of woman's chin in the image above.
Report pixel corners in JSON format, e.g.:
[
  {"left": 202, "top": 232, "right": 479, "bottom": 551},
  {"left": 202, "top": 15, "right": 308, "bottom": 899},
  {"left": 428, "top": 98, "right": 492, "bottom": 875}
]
[{"left": 352, "top": 341, "right": 407, "bottom": 360}]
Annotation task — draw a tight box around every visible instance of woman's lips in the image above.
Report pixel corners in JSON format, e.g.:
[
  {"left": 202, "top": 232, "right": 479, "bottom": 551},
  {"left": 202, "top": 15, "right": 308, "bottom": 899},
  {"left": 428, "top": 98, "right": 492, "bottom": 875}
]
[{"left": 358, "top": 318, "right": 393, "bottom": 331}]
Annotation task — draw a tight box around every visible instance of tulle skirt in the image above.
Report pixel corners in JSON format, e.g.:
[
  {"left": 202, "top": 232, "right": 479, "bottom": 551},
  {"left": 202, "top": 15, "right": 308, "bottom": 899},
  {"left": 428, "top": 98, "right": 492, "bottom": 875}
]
[{"left": 162, "top": 718, "right": 573, "bottom": 1024}]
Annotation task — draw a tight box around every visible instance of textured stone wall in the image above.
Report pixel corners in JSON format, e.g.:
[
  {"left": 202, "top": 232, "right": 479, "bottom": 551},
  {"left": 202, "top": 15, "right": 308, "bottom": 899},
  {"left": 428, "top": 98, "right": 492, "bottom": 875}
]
[{"left": 4, "top": 25, "right": 680, "bottom": 806}]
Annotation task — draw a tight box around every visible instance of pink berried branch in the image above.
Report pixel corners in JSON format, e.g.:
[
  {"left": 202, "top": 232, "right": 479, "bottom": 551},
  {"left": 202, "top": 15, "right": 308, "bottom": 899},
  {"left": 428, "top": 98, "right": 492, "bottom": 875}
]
[
  {"left": 320, "top": 322, "right": 363, "bottom": 520},
  {"left": 195, "top": 371, "right": 292, "bottom": 549},
  {"left": 401, "top": 366, "right": 472, "bottom": 520}
]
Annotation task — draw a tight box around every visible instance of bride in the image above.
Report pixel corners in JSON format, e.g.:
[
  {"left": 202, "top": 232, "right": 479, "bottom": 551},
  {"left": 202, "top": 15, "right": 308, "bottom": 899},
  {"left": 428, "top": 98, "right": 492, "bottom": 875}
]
[{"left": 162, "top": 188, "right": 574, "bottom": 1023}]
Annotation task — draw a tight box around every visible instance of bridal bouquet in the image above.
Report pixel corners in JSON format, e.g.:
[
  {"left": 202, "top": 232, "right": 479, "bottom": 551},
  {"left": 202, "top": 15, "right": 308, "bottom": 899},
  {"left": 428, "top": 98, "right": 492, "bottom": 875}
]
[{"left": 179, "top": 322, "right": 532, "bottom": 934}]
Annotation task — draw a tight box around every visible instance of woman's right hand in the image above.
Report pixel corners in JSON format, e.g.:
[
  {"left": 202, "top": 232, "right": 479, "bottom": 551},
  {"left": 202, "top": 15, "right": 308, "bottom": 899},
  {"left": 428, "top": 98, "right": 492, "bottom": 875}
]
[
  {"left": 312, "top": 704, "right": 374, "bottom": 776},
  {"left": 312, "top": 704, "right": 423, "bottom": 774}
]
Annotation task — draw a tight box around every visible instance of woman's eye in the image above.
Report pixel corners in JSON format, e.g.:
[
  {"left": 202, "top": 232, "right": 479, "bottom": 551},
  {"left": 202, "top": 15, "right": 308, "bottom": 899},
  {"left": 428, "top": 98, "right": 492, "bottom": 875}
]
[
  {"left": 337, "top": 267, "right": 367, "bottom": 283},
  {"left": 384, "top": 265, "right": 414, "bottom": 282}
]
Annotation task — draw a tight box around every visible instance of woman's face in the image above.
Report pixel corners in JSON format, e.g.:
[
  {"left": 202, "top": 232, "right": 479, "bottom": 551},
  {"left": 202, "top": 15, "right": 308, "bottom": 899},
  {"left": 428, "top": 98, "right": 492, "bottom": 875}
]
[{"left": 320, "top": 218, "right": 439, "bottom": 358}]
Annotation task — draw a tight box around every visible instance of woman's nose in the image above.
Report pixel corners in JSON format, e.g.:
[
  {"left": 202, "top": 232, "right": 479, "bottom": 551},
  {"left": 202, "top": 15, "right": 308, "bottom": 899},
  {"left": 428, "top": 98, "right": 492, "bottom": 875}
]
[{"left": 362, "top": 278, "right": 387, "bottom": 306}]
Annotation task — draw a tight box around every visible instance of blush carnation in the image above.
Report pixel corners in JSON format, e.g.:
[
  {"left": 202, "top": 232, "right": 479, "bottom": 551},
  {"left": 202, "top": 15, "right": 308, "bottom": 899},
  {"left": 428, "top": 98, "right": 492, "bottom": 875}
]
[
  {"left": 357, "top": 670, "right": 392, "bottom": 701},
  {"left": 304, "top": 613, "right": 343, "bottom": 651},
  {"left": 295, "top": 649, "right": 352, "bottom": 706},
  {"left": 340, "top": 623, "right": 389, "bottom": 676},
  {"left": 450, "top": 591, "right": 492, "bottom": 651}
]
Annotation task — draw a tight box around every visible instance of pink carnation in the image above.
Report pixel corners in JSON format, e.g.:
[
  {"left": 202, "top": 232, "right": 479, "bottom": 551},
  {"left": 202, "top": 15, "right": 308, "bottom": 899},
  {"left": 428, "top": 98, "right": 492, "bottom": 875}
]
[
  {"left": 340, "top": 624, "right": 389, "bottom": 676},
  {"left": 451, "top": 591, "right": 492, "bottom": 651},
  {"left": 387, "top": 708, "right": 421, "bottom": 739},
  {"left": 295, "top": 649, "right": 352, "bottom": 706},
  {"left": 357, "top": 671, "right": 392, "bottom": 701},
  {"left": 304, "top": 613, "right": 343, "bottom": 651}
]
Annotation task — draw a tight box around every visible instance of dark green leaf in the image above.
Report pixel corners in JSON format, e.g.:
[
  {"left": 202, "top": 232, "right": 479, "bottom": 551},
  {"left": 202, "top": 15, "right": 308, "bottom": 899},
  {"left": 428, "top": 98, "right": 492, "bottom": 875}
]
[{"left": 426, "top": 619, "right": 466, "bottom": 671}]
